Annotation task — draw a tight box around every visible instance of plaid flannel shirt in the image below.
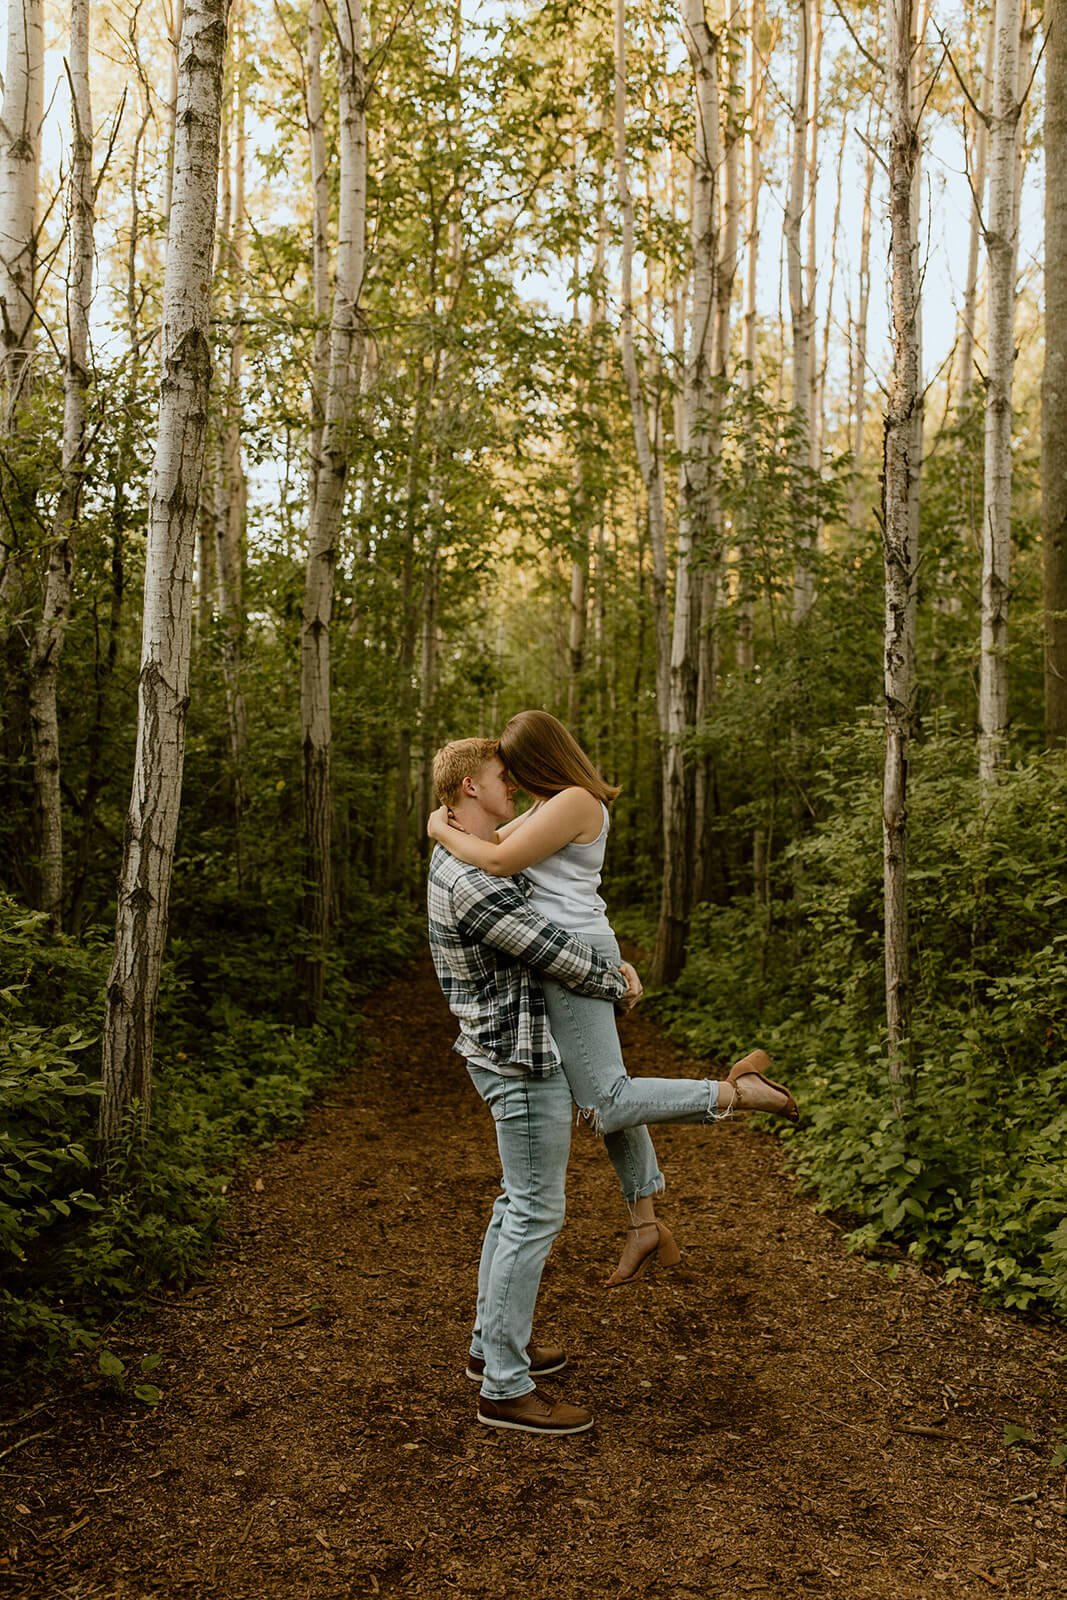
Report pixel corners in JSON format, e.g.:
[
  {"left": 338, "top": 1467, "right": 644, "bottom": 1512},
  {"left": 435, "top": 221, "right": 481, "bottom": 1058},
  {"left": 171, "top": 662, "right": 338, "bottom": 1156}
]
[{"left": 427, "top": 844, "right": 628, "bottom": 1075}]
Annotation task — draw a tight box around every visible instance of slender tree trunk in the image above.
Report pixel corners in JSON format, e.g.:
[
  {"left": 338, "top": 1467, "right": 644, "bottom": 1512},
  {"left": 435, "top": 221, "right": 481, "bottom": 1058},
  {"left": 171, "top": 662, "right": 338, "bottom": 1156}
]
[
  {"left": 215, "top": 0, "right": 248, "bottom": 865},
  {"left": 299, "top": 0, "right": 367, "bottom": 1014},
  {"left": 161, "top": 0, "right": 186, "bottom": 230},
  {"left": 694, "top": 1, "right": 741, "bottom": 903},
  {"left": 416, "top": 526, "right": 439, "bottom": 830},
  {"left": 905, "top": 0, "right": 928, "bottom": 601},
  {"left": 567, "top": 546, "right": 588, "bottom": 729},
  {"left": 412, "top": 1, "right": 464, "bottom": 837},
  {"left": 612, "top": 3, "right": 669, "bottom": 727},
  {"left": 653, "top": 0, "right": 719, "bottom": 985},
  {"left": 305, "top": 0, "right": 330, "bottom": 514},
  {"left": 785, "top": 0, "right": 814, "bottom": 622},
  {"left": 564, "top": 75, "right": 588, "bottom": 736},
  {"left": 850, "top": 99, "right": 878, "bottom": 523},
  {"left": 736, "top": 0, "right": 766, "bottom": 672},
  {"left": 978, "top": 0, "right": 1023, "bottom": 782},
  {"left": 957, "top": 11, "right": 995, "bottom": 405},
  {"left": 100, "top": 0, "right": 230, "bottom": 1159},
  {"left": 0, "top": 0, "right": 42, "bottom": 429},
  {"left": 883, "top": 0, "right": 922, "bottom": 1087},
  {"left": 391, "top": 381, "right": 428, "bottom": 882},
  {"left": 0, "top": 0, "right": 43, "bottom": 619},
  {"left": 1045, "top": 0, "right": 1067, "bottom": 746},
  {"left": 804, "top": 0, "right": 823, "bottom": 457},
  {"left": 70, "top": 61, "right": 149, "bottom": 936},
  {"left": 815, "top": 116, "right": 846, "bottom": 461},
  {"left": 27, "top": 0, "right": 94, "bottom": 926}
]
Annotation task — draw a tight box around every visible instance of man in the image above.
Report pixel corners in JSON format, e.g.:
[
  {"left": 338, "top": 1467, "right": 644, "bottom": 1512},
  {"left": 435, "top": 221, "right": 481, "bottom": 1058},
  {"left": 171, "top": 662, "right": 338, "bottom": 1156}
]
[{"left": 427, "top": 737, "right": 639, "bottom": 1436}]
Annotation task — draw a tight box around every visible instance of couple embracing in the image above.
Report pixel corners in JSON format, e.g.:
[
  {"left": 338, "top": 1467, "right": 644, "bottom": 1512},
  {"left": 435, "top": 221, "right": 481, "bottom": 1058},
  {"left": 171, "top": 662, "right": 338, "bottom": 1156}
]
[{"left": 426, "top": 710, "right": 798, "bottom": 1437}]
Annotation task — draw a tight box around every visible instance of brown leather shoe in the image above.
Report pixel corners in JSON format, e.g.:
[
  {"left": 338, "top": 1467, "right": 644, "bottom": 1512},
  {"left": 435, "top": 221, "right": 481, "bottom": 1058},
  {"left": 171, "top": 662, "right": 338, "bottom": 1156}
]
[
  {"left": 466, "top": 1340, "right": 566, "bottom": 1382},
  {"left": 477, "top": 1387, "right": 593, "bottom": 1435}
]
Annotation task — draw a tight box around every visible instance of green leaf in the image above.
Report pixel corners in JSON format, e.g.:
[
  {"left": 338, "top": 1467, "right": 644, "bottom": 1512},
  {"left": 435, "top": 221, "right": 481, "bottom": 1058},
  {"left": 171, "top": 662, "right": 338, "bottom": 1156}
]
[
  {"left": 1002, "top": 1423, "right": 1037, "bottom": 1447},
  {"left": 140, "top": 1353, "right": 162, "bottom": 1375},
  {"left": 98, "top": 1350, "right": 125, "bottom": 1379},
  {"left": 133, "top": 1383, "right": 161, "bottom": 1406}
]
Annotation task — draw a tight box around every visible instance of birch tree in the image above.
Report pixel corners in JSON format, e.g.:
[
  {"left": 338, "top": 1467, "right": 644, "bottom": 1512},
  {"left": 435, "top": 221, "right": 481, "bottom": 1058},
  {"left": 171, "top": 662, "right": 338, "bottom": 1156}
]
[
  {"left": 849, "top": 97, "right": 878, "bottom": 524},
  {"left": 214, "top": 0, "right": 249, "bottom": 861},
  {"left": 978, "top": 0, "right": 1025, "bottom": 782},
  {"left": 27, "top": 0, "right": 94, "bottom": 925},
  {"left": 299, "top": 0, "right": 367, "bottom": 1015},
  {"left": 0, "top": 0, "right": 42, "bottom": 416},
  {"left": 0, "top": 0, "right": 44, "bottom": 598},
  {"left": 652, "top": 0, "right": 719, "bottom": 985},
  {"left": 161, "top": 0, "right": 186, "bottom": 229},
  {"left": 784, "top": 0, "right": 814, "bottom": 622},
  {"left": 956, "top": 11, "right": 995, "bottom": 407},
  {"left": 882, "top": 0, "right": 923, "bottom": 1080},
  {"left": 1045, "top": 0, "right": 1067, "bottom": 746},
  {"left": 736, "top": 0, "right": 773, "bottom": 671},
  {"left": 100, "top": 0, "right": 230, "bottom": 1157},
  {"left": 694, "top": 2, "right": 742, "bottom": 903},
  {"left": 612, "top": 0, "right": 669, "bottom": 727}
]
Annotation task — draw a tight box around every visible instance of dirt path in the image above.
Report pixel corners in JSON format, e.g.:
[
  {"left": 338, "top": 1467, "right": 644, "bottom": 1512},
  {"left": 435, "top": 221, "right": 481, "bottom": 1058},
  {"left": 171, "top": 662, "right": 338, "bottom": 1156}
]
[{"left": 2, "top": 956, "right": 1065, "bottom": 1600}]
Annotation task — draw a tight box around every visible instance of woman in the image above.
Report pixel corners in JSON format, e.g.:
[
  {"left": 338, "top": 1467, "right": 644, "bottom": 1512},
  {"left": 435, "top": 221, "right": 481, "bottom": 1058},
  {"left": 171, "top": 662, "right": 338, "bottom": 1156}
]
[{"left": 427, "top": 709, "right": 797, "bottom": 1285}]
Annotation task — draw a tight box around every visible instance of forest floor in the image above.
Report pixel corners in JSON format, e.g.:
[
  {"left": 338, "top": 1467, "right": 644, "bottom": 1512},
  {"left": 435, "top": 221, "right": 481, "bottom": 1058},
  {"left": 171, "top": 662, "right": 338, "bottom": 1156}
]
[{"left": 1, "top": 954, "right": 1065, "bottom": 1600}]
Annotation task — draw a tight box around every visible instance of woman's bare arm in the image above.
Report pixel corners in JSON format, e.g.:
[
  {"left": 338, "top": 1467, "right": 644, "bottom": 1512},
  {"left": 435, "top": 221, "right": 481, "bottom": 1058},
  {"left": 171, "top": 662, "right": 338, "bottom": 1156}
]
[
  {"left": 427, "top": 788, "right": 602, "bottom": 874},
  {"left": 495, "top": 809, "right": 535, "bottom": 840}
]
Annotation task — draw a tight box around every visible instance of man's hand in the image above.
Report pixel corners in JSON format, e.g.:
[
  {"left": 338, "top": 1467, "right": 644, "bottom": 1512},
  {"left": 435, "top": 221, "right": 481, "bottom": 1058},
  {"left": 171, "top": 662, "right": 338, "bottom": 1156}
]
[{"left": 617, "top": 959, "right": 643, "bottom": 1013}]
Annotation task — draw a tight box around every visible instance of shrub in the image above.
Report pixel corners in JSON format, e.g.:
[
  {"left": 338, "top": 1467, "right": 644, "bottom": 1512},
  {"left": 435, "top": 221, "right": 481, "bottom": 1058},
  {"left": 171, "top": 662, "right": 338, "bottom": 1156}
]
[
  {"left": 661, "top": 730, "right": 1067, "bottom": 1315},
  {"left": 0, "top": 887, "right": 409, "bottom": 1383}
]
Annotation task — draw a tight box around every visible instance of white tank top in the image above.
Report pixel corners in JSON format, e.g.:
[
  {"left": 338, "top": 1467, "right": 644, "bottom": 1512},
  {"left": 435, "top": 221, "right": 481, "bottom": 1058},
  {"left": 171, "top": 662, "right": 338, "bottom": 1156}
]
[{"left": 522, "top": 801, "right": 613, "bottom": 937}]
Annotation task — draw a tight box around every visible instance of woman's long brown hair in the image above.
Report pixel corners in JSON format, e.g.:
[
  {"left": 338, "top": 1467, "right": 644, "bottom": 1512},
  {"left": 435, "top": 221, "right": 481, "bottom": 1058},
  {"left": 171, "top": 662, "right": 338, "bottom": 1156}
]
[{"left": 498, "top": 710, "right": 620, "bottom": 803}]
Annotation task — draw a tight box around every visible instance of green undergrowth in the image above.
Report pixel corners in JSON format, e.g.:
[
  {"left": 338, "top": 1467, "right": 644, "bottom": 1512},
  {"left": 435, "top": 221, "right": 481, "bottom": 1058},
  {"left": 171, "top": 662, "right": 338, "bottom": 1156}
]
[
  {"left": 652, "top": 728, "right": 1067, "bottom": 1320},
  {"left": 0, "top": 887, "right": 419, "bottom": 1386}
]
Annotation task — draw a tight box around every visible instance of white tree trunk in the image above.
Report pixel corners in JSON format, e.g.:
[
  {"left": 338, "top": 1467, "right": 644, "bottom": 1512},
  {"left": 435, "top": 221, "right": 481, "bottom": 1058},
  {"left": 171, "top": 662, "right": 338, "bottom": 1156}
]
[
  {"left": 100, "top": 0, "right": 230, "bottom": 1155},
  {"left": 0, "top": 0, "right": 43, "bottom": 430},
  {"left": 736, "top": 0, "right": 766, "bottom": 672},
  {"left": 612, "top": 1, "right": 669, "bottom": 728},
  {"left": 0, "top": 0, "right": 43, "bottom": 628},
  {"left": 1045, "top": 0, "right": 1067, "bottom": 746},
  {"left": 27, "top": 0, "right": 94, "bottom": 926},
  {"left": 883, "top": 0, "right": 922, "bottom": 1082},
  {"left": 695, "top": 0, "right": 741, "bottom": 900},
  {"left": 850, "top": 99, "right": 878, "bottom": 522},
  {"left": 299, "top": 0, "right": 367, "bottom": 1014},
  {"left": 305, "top": 0, "right": 330, "bottom": 513},
  {"left": 815, "top": 117, "right": 847, "bottom": 461},
  {"left": 214, "top": 0, "right": 248, "bottom": 857},
  {"left": 804, "top": 0, "right": 823, "bottom": 456},
  {"left": 161, "top": 0, "right": 186, "bottom": 229},
  {"left": 957, "top": 10, "right": 995, "bottom": 405},
  {"left": 785, "top": 0, "right": 814, "bottom": 622},
  {"left": 906, "top": 0, "right": 928, "bottom": 593},
  {"left": 978, "top": 0, "right": 1023, "bottom": 782},
  {"left": 653, "top": 0, "right": 719, "bottom": 985}
]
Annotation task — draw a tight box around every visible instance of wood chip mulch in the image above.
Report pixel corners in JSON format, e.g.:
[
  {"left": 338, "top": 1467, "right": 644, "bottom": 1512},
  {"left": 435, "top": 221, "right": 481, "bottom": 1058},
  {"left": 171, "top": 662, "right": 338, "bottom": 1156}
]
[{"left": 1, "top": 953, "right": 1064, "bottom": 1599}]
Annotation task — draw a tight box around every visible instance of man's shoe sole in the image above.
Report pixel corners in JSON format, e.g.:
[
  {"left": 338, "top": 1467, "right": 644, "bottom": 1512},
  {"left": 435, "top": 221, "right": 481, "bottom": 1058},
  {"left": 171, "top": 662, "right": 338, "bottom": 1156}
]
[
  {"left": 476, "top": 1410, "right": 593, "bottom": 1436},
  {"left": 465, "top": 1355, "right": 567, "bottom": 1382}
]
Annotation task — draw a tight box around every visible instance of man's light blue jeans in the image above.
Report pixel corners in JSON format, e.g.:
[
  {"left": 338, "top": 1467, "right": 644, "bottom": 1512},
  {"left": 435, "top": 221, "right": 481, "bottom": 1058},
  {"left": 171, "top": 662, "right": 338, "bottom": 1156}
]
[{"left": 466, "top": 1061, "right": 573, "bottom": 1400}]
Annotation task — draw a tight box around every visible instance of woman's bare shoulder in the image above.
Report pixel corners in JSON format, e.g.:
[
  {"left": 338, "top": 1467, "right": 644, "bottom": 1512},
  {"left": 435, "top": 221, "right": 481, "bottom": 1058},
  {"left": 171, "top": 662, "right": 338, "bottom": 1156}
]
[{"left": 547, "top": 786, "right": 604, "bottom": 837}]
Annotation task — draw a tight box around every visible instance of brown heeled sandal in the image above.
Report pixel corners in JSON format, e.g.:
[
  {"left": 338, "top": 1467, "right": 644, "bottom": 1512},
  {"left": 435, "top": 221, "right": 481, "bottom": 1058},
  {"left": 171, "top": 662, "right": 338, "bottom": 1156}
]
[
  {"left": 727, "top": 1049, "right": 799, "bottom": 1123},
  {"left": 605, "top": 1220, "right": 682, "bottom": 1287}
]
